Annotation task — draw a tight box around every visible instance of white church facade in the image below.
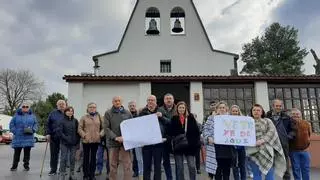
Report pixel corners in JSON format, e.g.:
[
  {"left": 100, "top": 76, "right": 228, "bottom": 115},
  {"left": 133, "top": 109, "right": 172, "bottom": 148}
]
[{"left": 64, "top": 0, "right": 320, "bottom": 138}]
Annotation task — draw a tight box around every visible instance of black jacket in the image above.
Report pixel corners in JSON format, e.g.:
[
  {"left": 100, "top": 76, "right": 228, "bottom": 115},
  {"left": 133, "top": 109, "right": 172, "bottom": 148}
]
[
  {"left": 57, "top": 116, "right": 80, "bottom": 146},
  {"left": 169, "top": 114, "right": 201, "bottom": 155},
  {"left": 139, "top": 106, "right": 169, "bottom": 138},
  {"left": 266, "top": 110, "right": 295, "bottom": 153}
]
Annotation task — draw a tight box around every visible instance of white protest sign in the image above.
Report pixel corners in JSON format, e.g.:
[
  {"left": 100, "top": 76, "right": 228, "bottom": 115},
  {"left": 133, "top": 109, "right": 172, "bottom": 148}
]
[
  {"left": 120, "top": 114, "right": 163, "bottom": 150},
  {"left": 213, "top": 115, "right": 256, "bottom": 146}
]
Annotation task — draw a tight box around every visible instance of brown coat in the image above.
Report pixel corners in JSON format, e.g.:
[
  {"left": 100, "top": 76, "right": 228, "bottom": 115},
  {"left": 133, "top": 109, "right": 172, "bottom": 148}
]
[
  {"left": 290, "top": 119, "right": 312, "bottom": 151},
  {"left": 78, "top": 113, "right": 103, "bottom": 144}
]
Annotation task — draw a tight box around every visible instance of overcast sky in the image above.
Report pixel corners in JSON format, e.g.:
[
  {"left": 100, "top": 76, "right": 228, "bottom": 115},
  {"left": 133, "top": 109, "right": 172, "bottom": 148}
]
[{"left": 1, "top": 0, "right": 319, "bottom": 97}]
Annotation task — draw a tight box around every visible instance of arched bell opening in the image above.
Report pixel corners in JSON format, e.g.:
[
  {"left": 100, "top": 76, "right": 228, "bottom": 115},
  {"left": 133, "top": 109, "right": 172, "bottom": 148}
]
[
  {"left": 170, "top": 7, "right": 185, "bottom": 35},
  {"left": 145, "top": 7, "right": 160, "bottom": 35}
]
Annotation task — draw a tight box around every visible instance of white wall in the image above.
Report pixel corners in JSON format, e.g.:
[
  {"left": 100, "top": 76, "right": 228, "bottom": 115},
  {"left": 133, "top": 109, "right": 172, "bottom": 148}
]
[
  {"left": 138, "top": 82, "right": 151, "bottom": 108},
  {"left": 68, "top": 83, "right": 84, "bottom": 119},
  {"left": 254, "top": 81, "right": 270, "bottom": 111},
  {"left": 97, "top": 0, "right": 234, "bottom": 76},
  {"left": 190, "top": 82, "right": 204, "bottom": 123},
  {"left": 81, "top": 83, "right": 140, "bottom": 116}
]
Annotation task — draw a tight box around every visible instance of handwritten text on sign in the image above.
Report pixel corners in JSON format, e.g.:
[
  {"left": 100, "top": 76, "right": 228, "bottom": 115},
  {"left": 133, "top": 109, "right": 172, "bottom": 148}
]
[{"left": 214, "top": 115, "right": 256, "bottom": 146}]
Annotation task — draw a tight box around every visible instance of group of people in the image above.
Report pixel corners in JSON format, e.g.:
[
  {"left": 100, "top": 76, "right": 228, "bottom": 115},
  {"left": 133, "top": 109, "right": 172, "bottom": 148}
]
[
  {"left": 203, "top": 99, "right": 311, "bottom": 180},
  {"left": 7, "top": 94, "right": 312, "bottom": 180}
]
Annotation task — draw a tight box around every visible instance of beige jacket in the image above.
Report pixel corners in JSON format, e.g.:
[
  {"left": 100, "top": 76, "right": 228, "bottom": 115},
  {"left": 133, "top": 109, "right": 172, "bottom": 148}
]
[{"left": 78, "top": 113, "right": 103, "bottom": 144}]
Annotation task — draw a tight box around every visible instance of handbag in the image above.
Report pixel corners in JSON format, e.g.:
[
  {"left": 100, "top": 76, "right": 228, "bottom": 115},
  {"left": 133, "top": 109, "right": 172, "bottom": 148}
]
[
  {"left": 23, "top": 127, "right": 33, "bottom": 135},
  {"left": 172, "top": 117, "right": 188, "bottom": 152}
]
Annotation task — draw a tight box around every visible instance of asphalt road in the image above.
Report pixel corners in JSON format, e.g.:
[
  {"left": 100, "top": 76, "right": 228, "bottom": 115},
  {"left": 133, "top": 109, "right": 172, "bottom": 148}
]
[{"left": 0, "top": 143, "right": 319, "bottom": 180}]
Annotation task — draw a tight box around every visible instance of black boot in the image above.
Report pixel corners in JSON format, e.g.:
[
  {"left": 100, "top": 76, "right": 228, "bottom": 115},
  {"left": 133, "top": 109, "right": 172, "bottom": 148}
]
[{"left": 10, "top": 166, "right": 18, "bottom": 171}]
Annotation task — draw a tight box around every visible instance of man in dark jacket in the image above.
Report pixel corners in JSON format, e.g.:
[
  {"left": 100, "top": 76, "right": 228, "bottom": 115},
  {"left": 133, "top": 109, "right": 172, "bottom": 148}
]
[
  {"left": 266, "top": 99, "right": 295, "bottom": 180},
  {"left": 140, "top": 95, "right": 169, "bottom": 180},
  {"left": 158, "top": 93, "right": 175, "bottom": 180},
  {"left": 46, "top": 99, "right": 66, "bottom": 176},
  {"left": 203, "top": 101, "right": 216, "bottom": 124}
]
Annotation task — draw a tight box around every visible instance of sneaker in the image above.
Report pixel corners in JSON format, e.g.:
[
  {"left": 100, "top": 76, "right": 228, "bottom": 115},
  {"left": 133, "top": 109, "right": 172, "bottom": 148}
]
[
  {"left": 48, "top": 171, "right": 57, "bottom": 176},
  {"left": 248, "top": 173, "right": 253, "bottom": 178},
  {"left": 132, "top": 172, "right": 138, "bottom": 177},
  {"left": 10, "top": 167, "right": 17, "bottom": 171},
  {"left": 197, "top": 169, "right": 201, "bottom": 174},
  {"left": 24, "top": 167, "right": 30, "bottom": 171}
]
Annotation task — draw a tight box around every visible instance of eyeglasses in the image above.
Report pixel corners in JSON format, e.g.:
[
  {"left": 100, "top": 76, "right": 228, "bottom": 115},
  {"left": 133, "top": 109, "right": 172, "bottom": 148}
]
[{"left": 22, "top": 106, "right": 29, "bottom": 108}]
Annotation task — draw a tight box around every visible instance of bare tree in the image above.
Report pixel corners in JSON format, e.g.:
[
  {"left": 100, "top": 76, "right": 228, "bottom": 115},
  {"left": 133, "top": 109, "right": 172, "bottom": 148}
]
[{"left": 0, "top": 69, "right": 45, "bottom": 115}]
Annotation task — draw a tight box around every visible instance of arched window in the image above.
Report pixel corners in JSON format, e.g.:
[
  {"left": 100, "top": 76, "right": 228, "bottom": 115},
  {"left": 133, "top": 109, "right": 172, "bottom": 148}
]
[
  {"left": 145, "top": 7, "right": 160, "bottom": 35},
  {"left": 170, "top": 7, "right": 185, "bottom": 35}
]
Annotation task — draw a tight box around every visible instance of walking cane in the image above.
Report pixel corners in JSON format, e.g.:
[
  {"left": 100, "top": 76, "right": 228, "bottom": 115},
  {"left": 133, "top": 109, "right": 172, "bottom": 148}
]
[{"left": 40, "top": 141, "right": 49, "bottom": 178}]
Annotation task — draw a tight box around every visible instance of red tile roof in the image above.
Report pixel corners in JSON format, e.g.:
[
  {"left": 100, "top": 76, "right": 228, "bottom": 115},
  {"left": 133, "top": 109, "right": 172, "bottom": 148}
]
[{"left": 63, "top": 75, "right": 320, "bottom": 83}]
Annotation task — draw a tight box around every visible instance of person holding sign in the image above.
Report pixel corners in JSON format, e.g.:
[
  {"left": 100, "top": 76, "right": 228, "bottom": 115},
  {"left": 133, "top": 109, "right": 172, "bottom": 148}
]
[
  {"left": 139, "top": 95, "right": 169, "bottom": 180},
  {"left": 169, "top": 101, "right": 200, "bottom": 180},
  {"left": 203, "top": 101, "right": 236, "bottom": 180},
  {"left": 246, "top": 104, "right": 286, "bottom": 180},
  {"left": 104, "top": 96, "right": 133, "bottom": 180},
  {"left": 230, "top": 105, "right": 247, "bottom": 180}
]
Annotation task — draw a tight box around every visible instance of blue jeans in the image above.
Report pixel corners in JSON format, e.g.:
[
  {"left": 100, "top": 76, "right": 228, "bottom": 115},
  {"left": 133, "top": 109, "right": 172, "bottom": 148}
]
[
  {"left": 289, "top": 151, "right": 311, "bottom": 180},
  {"left": 163, "top": 142, "right": 173, "bottom": 180},
  {"left": 174, "top": 154, "right": 196, "bottom": 180},
  {"left": 233, "top": 148, "right": 246, "bottom": 180},
  {"left": 60, "top": 144, "right": 77, "bottom": 173},
  {"left": 135, "top": 147, "right": 143, "bottom": 175},
  {"left": 96, "top": 145, "right": 109, "bottom": 174},
  {"left": 249, "top": 160, "right": 275, "bottom": 180}
]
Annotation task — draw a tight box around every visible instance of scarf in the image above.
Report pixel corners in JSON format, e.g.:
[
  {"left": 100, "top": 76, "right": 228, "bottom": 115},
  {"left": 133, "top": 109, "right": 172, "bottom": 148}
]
[
  {"left": 179, "top": 115, "right": 185, "bottom": 126},
  {"left": 246, "top": 118, "right": 286, "bottom": 176},
  {"left": 89, "top": 112, "right": 97, "bottom": 116}
]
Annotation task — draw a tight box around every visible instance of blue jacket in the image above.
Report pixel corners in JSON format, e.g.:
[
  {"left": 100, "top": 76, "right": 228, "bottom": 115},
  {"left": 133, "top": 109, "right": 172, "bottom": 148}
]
[
  {"left": 46, "top": 109, "right": 64, "bottom": 138},
  {"left": 9, "top": 108, "right": 38, "bottom": 148}
]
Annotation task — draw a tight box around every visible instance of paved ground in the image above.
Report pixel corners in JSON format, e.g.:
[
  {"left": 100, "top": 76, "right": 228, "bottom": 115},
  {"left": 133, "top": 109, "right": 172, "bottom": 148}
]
[{"left": 1, "top": 143, "right": 320, "bottom": 180}]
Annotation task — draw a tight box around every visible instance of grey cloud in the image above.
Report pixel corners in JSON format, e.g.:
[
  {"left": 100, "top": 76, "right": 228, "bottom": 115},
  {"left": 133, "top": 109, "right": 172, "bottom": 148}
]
[{"left": 1, "top": 0, "right": 319, "bottom": 97}]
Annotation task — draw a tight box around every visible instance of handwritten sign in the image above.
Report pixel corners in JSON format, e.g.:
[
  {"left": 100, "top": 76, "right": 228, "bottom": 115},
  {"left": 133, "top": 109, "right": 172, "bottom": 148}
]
[
  {"left": 120, "top": 114, "right": 163, "bottom": 150},
  {"left": 214, "top": 115, "right": 256, "bottom": 146}
]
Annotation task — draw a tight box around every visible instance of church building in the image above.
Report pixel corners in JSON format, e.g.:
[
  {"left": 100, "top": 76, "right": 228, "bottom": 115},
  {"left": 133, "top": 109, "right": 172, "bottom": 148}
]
[{"left": 64, "top": 0, "right": 320, "bottom": 167}]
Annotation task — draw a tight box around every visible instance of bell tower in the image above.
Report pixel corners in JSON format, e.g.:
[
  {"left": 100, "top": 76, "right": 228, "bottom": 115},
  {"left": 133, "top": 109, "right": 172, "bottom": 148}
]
[{"left": 94, "top": 0, "right": 238, "bottom": 76}]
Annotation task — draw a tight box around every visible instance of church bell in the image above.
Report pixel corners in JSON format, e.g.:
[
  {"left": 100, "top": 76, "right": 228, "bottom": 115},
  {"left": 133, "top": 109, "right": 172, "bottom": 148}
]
[
  {"left": 172, "top": 18, "right": 183, "bottom": 33},
  {"left": 146, "top": 19, "right": 160, "bottom": 35}
]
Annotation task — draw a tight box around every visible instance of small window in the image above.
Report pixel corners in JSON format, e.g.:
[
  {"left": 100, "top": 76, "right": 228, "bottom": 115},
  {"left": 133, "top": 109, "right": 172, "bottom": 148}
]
[{"left": 160, "top": 60, "right": 171, "bottom": 73}]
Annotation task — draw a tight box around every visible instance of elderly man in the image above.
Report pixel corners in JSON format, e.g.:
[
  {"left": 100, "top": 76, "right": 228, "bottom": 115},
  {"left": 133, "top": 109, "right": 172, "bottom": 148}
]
[
  {"left": 46, "top": 99, "right": 66, "bottom": 176},
  {"left": 140, "top": 95, "right": 169, "bottom": 180},
  {"left": 104, "top": 96, "right": 133, "bottom": 180},
  {"left": 289, "top": 108, "right": 312, "bottom": 180},
  {"left": 266, "top": 99, "right": 295, "bottom": 180},
  {"left": 158, "top": 93, "right": 175, "bottom": 180}
]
